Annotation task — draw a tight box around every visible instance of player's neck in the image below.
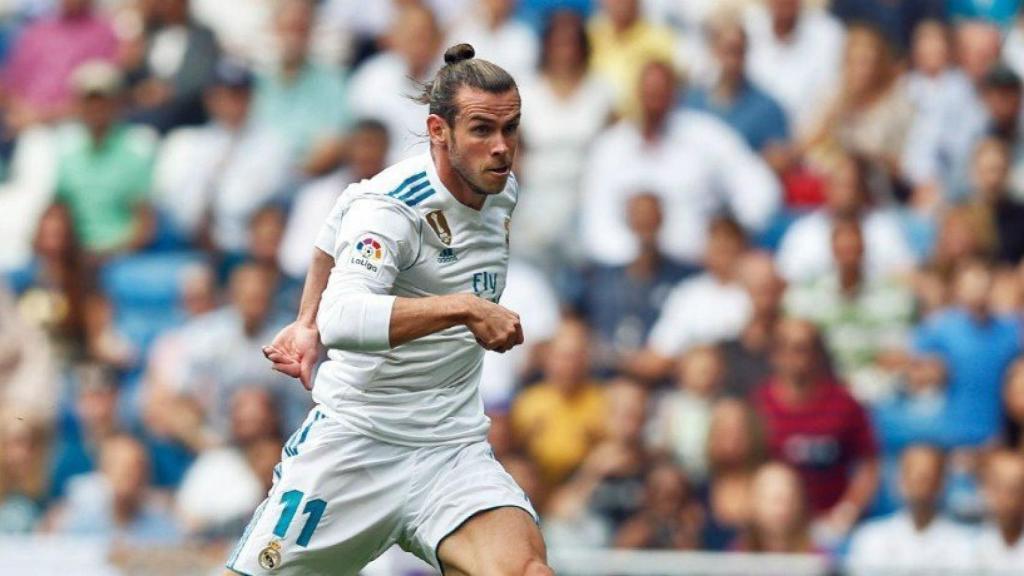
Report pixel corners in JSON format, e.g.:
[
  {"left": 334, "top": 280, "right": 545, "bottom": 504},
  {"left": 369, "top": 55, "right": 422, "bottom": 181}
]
[{"left": 431, "top": 148, "right": 487, "bottom": 211}]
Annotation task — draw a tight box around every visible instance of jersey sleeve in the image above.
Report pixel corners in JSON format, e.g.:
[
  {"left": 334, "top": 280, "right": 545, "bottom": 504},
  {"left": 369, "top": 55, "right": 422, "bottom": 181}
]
[{"left": 315, "top": 196, "right": 420, "bottom": 351}]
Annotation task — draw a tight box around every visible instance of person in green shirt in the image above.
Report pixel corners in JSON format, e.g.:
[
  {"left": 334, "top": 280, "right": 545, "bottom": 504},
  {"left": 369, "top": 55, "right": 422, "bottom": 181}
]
[
  {"left": 784, "top": 217, "right": 915, "bottom": 404},
  {"left": 55, "top": 60, "right": 157, "bottom": 256}
]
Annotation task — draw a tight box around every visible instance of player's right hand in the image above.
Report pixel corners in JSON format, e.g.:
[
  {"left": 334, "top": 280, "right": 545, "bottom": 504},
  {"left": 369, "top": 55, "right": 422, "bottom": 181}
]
[
  {"left": 463, "top": 297, "right": 524, "bottom": 353},
  {"left": 263, "top": 321, "right": 321, "bottom": 391}
]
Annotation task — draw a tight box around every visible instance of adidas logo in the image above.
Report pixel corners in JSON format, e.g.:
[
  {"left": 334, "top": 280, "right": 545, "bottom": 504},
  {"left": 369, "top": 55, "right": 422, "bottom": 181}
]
[{"left": 437, "top": 248, "right": 458, "bottom": 264}]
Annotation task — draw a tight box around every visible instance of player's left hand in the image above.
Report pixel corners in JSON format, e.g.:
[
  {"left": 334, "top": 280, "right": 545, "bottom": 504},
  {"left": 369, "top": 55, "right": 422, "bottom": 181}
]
[{"left": 263, "top": 321, "right": 321, "bottom": 390}]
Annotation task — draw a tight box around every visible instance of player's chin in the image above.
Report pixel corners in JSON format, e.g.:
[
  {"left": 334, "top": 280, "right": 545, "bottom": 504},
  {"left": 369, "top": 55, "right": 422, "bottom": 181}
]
[{"left": 479, "top": 170, "right": 510, "bottom": 193}]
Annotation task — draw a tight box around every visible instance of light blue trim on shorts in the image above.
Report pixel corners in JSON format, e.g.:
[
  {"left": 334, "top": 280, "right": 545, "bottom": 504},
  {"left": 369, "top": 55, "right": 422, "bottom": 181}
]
[{"left": 226, "top": 496, "right": 269, "bottom": 571}]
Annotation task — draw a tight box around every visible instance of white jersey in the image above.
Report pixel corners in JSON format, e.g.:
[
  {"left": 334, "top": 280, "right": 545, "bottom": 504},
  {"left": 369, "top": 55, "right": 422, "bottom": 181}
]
[{"left": 311, "top": 153, "right": 515, "bottom": 446}]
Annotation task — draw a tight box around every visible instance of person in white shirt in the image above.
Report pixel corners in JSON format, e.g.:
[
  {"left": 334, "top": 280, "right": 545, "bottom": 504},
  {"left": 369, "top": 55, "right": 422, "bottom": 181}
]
[
  {"left": 347, "top": 3, "right": 443, "bottom": 163},
  {"left": 743, "top": 0, "right": 844, "bottom": 133},
  {"left": 623, "top": 217, "right": 753, "bottom": 382},
  {"left": 278, "top": 119, "right": 390, "bottom": 279},
  {"left": 776, "top": 151, "right": 915, "bottom": 284},
  {"left": 975, "top": 450, "right": 1024, "bottom": 572},
  {"left": 231, "top": 44, "right": 551, "bottom": 576},
  {"left": 516, "top": 9, "right": 614, "bottom": 266},
  {"left": 447, "top": 0, "right": 538, "bottom": 81},
  {"left": 580, "top": 60, "right": 780, "bottom": 266},
  {"left": 152, "top": 59, "right": 289, "bottom": 253},
  {"left": 847, "top": 444, "right": 975, "bottom": 575}
]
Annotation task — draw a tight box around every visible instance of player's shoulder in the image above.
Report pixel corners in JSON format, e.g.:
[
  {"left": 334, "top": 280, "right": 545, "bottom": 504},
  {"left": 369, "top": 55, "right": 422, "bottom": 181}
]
[{"left": 341, "top": 156, "right": 434, "bottom": 216}]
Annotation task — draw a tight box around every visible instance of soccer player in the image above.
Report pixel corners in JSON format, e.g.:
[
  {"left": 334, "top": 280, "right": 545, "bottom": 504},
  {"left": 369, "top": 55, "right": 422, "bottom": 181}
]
[{"left": 226, "top": 44, "right": 553, "bottom": 576}]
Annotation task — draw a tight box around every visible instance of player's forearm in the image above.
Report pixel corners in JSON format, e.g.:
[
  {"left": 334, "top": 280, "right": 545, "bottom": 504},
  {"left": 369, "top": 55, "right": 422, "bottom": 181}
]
[
  {"left": 388, "top": 294, "right": 473, "bottom": 347},
  {"left": 317, "top": 292, "right": 472, "bottom": 352},
  {"left": 298, "top": 248, "right": 335, "bottom": 326}
]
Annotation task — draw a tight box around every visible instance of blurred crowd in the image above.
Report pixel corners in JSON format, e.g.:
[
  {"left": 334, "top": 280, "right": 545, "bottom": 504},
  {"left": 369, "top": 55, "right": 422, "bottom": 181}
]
[{"left": 4, "top": 0, "right": 1024, "bottom": 573}]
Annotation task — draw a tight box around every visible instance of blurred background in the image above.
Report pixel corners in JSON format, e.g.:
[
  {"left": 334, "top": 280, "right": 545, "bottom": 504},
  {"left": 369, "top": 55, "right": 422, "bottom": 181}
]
[{"left": 2, "top": 0, "right": 1024, "bottom": 574}]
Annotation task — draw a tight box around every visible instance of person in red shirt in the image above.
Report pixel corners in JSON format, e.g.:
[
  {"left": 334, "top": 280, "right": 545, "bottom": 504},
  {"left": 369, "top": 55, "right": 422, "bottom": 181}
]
[{"left": 753, "top": 317, "right": 880, "bottom": 543}]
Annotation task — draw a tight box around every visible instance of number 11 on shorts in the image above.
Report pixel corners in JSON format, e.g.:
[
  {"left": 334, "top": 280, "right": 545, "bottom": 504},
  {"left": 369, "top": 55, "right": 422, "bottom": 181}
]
[{"left": 273, "top": 489, "right": 326, "bottom": 547}]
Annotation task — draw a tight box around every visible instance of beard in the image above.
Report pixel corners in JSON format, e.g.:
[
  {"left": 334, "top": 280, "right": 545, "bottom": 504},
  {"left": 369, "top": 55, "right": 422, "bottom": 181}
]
[{"left": 449, "top": 136, "right": 509, "bottom": 196}]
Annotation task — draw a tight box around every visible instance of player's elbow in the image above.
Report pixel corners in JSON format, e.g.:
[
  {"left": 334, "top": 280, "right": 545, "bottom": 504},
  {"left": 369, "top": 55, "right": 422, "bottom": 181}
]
[{"left": 316, "top": 293, "right": 395, "bottom": 352}]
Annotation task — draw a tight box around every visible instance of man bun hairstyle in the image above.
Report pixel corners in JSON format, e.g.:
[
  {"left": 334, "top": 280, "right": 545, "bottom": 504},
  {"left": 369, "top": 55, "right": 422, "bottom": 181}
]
[{"left": 416, "top": 43, "right": 518, "bottom": 126}]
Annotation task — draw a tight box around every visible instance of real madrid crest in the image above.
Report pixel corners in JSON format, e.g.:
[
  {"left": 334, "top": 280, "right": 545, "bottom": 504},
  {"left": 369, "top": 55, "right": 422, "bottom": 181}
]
[
  {"left": 258, "top": 540, "right": 283, "bottom": 570},
  {"left": 425, "top": 209, "right": 453, "bottom": 245}
]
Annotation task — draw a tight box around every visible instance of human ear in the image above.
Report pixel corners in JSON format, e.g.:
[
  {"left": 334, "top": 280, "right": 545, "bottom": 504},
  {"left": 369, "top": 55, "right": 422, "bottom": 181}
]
[{"left": 426, "top": 114, "right": 448, "bottom": 148}]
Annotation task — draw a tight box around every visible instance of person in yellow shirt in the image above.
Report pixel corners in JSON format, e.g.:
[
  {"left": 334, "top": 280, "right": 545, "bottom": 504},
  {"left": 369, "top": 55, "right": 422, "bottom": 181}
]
[
  {"left": 512, "top": 318, "right": 608, "bottom": 487},
  {"left": 587, "top": 0, "right": 677, "bottom": 118}
]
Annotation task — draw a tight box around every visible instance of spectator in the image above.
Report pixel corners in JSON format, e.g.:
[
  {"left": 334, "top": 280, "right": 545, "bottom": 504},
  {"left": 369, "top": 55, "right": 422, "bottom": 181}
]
[
  {"left": 0, "top": 414, "right": 51, "bottom": 533},
  {"left": 753, "top": 318, "right": 880, "bottom": 538},
  {"left": 719, "top": 251, "right": 785, "bottom": 399},
  {"left": 279, "top": 119, "right": 390, "bottom": 279},
  {"left": 701, "top": 399, "right": 762, "bottom": 550},
  {"left": 966, "top": 137, "right": 1024, "bottom": 264},
  {"left": 516, "top": 9, "right": 615, "bottom": 265},
  {"left": 975, "top": 450, "right": 1024, "bottom": 569},
  {"left": 55, "top": 61, "right": 158, "bottom": 256},
  {"left": 784, "top": 218, "right": 915, "bottom": 403},
  {"left": 50, "top": 364, "right": 121, "bottom": 500},
  {"left": 175, "top": 263, "right": 307, "bottom": 437},
  {"left": 52, "top": 434, "right": 182, "bottom": 544},
  {"left": 1003, "top": 359, "right": 1024, "bottom": 451},
  {"left": 648, "top": 346, "right": 724, "bottom": 484},
  {"left": 914, "top": 260, "right": 1021, "bottom": 446},
  {"left": 912, "top": 205, "right": 993, "bottom": 314},
  {"left": 574, "top": 194, "right": 696, "bottom": 369},
  {"left": 586, "top": 0, "right": 676, "bottom": 118},
  {"left": 905, "top": 21, "right": 958, "bottom": 130},
  {"left": 121, "top": 0, "right": 221, "bottom": 133},
  {"left": 872, "top": 355, "right": 949, "bottom": 513},
  {"left": 153, "top": 58, "right": 289, "bottom": 253},
  {"left": 347, "top": 3, "right": 442, "bottom": 162},
  {"left": 1, "top": 0, "right": 118, "bottom": 129},
  {"left": 614, "top": 462, "right": 704, "bottom": 550},
  {"left": 847, "top": 445, "right": 974, "bottom": 574},
  {"left": 446, "top": 0, "right": 538, "bottom": 80},
  {"left": 241, "top": 205, "right": 302, "bottom": 316},
  {"left": 547, "top": 379, "right": 650, "bottom": 547},
  {"left": 511, "top": 319, "right": 607, "bottom": 487},
  {"left": 800, "top": 23, "right": 914, "bottom": 195},
  {"left": 175, "top": 387, "right": 280, "bottom": 538},
  {"left": 743, "top": 0, "right": 845, "bottom": 133},
  {"left": 0, "top": 280, "right": 57, "bottom": 421},
  {"left": 8, "top": 203, "right": 131, "bottom": 370},
  {"left": 903, "top": 21, "right": 1003, "bottom": 204},
  {"left": 776, "top": 151, "right": 916, "bottom": 284},
  {"left": 141, "top": 262, "right": 219, "bottom": 448},
  {"left": 734, "top": 462, "right": 817, "bottom": 553},
  {"left": 628, "top": 217, "right": 750, "bottom": 381},
  {"left": 252, "top": 0, "right": 349, "bottom": 174},
  {"left": 581, "top": 60, "right": 780, "bottom": 266},
  {"left": 685, "top": 16, "right": 793, "bottom": 173}
]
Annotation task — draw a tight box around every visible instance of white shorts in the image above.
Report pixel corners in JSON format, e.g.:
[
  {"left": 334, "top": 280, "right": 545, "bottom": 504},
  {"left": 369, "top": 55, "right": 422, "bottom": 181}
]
[{"left": 226, "top": 406, "right": 537, "bottom": 576}]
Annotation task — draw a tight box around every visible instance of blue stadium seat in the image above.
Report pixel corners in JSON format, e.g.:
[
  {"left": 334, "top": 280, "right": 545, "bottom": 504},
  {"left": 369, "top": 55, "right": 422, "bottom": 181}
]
[{"left": 100, "top": 251, "right": 207, "bottom": 357}]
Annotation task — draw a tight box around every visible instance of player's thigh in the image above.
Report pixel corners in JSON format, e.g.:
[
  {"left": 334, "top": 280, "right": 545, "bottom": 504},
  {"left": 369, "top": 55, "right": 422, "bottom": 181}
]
[
  {"left": 436, "top": 506, "right": 551, "bottom": 576},
  {"left": 228, "top": 410, "right": 410, "bottom": 575}
]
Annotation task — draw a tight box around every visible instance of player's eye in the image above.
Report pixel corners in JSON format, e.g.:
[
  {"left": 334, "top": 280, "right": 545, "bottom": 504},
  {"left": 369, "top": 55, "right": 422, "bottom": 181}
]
[
  {"left": 471, "top": 125, "right": 490, "bottom": 136},
  {"left": 503, "top": 123, "right": 519, "bottom": 136}
]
